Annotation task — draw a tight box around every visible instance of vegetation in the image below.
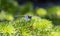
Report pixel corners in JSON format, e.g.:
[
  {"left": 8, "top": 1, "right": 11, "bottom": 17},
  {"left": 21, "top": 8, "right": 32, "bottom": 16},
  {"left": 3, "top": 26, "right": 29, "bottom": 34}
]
[{"left": 0, "top": 0, "right": 60, "bottom": 36}]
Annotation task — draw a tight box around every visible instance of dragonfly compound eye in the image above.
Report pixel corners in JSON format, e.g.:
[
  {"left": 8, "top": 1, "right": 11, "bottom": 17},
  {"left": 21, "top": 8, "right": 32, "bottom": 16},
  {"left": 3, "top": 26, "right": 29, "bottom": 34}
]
[{"left": 28, "top": 16, "right": 32, "bottom": 19}]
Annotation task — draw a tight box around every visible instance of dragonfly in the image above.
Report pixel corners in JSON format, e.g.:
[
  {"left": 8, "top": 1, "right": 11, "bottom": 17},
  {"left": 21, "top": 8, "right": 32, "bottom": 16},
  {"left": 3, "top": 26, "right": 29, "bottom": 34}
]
[{"left": 14, "top": 15, "right": 32, "bottom": 21}]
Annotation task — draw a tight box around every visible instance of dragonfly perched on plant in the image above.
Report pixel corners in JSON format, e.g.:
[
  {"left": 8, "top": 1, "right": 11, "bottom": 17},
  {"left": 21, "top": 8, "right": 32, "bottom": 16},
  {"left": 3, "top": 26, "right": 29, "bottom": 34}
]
[{"left": 14, "top": 15, "right": 32, "bottom": 21}]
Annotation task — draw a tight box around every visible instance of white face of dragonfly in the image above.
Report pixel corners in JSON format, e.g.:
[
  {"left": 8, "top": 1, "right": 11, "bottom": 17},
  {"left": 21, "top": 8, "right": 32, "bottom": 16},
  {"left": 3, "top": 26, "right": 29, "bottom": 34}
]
[{"left": 24, "top": 16, "right": 28, "bottom": 21}]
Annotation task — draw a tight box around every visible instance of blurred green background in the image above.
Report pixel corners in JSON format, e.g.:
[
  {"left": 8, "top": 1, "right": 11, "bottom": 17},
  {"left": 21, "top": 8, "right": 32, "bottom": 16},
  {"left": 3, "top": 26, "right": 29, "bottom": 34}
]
[{"left": 0, "top": 0, "right": 60, "bottom": 36}]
